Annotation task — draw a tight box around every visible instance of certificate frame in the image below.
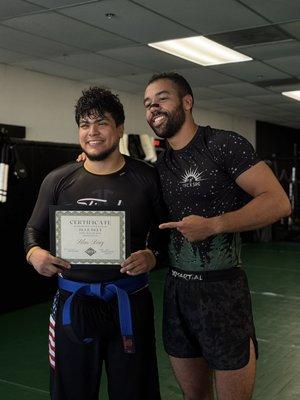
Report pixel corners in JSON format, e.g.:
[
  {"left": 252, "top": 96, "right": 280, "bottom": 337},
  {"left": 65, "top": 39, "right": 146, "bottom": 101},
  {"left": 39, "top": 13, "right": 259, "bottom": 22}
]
[{"left": 49, "top": 205, "right": 130, "bottom": 267}]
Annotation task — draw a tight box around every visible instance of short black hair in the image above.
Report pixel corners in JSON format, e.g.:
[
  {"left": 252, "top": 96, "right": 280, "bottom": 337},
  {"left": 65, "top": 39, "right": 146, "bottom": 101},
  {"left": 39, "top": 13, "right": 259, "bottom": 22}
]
[
  {"left": 75, "top": 87, "right": 125, "bottom": 126},
  {"left": 147, "top": 72, "right": 194, "bottom": 105}
]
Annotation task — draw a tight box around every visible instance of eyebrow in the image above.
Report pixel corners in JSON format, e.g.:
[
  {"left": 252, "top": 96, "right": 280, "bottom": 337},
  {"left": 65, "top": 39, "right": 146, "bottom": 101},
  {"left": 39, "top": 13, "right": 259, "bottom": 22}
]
[
  {"left": 79, "top": 117, "right": 106, "bottom": 123},
  {"left": 144, "top": 90, "right": 170, "bottom": 105}
]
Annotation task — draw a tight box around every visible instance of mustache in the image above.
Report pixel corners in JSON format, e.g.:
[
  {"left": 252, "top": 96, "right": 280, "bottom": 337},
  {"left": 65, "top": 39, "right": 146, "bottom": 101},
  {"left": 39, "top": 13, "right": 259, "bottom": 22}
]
[{"left": 152, "top": 110, "right": 168, "bottom": 117}]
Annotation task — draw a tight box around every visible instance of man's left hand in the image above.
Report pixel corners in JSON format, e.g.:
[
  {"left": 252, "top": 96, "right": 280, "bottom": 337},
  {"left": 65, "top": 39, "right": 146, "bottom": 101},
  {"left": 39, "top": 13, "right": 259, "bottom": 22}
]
[
  {"left": 120, "top": 249, "right": 156, "bottom": 275},
  {"left": 159, "top": 214, "right": 220, "bottom": 242}
]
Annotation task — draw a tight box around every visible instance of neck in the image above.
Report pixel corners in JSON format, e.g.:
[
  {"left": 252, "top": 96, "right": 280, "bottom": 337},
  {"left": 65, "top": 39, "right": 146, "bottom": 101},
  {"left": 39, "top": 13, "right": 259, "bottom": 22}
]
[
  {"left": 167, "top": 118, "right": 198, "bottom": 150},
  {"left": 84, "top": 151, "right": 125, "bottom": 175}
]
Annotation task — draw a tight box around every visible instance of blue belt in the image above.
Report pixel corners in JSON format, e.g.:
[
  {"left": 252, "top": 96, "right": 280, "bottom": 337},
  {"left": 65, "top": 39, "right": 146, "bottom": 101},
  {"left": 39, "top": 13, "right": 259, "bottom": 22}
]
[{"left": 58, "top": 274, "right": 148, "bottom": 353}]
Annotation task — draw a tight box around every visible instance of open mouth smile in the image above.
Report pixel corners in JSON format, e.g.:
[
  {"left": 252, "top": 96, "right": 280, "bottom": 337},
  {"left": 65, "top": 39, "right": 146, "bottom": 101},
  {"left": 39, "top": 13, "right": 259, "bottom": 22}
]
[
  {"left": 151, "top": 112, "right": 168, "bottom": 127},
  {"left": 87, "top": 139, "right": 105, "bottom": 146}
]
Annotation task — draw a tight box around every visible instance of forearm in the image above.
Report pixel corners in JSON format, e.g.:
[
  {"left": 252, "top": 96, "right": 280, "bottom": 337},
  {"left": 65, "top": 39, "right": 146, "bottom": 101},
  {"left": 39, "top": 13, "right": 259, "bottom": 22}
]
[
  {"left": 214, "top": 191, "right": 291, "bottom": 234},
  {"left": 24, "top": 225, "right": 49, "bottom": 255}
]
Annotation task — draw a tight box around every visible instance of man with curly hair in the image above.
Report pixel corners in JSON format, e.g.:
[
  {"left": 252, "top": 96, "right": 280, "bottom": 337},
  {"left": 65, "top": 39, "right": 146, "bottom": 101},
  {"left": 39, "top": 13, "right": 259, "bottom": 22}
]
[{"left": 24, "top": 87, "right": 165, "bottom": 400}]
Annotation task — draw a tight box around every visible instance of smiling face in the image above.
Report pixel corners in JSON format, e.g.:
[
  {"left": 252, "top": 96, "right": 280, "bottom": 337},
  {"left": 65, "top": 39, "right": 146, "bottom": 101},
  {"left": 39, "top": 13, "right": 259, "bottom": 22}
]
[
  {"left": 78, "top": 112, "right": 123, "bottom": 161},
  {"left": 144, "top": 79, "right": 187, "bottom": 139}
]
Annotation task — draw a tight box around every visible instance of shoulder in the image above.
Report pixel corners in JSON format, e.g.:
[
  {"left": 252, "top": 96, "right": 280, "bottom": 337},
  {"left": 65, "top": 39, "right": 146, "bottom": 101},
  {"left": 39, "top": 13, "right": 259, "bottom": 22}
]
[
  {"left": 125, "top": 155, "right": 156, "bottom": 175},
  {"left": 42, "top": 161, "right": 82, "bottom": 184},
  {"left": 202, "top": 125, "right": 252, "bottom": 148},
  {"left": 124, "top": 155, "right": 160, "bottom": 184}
]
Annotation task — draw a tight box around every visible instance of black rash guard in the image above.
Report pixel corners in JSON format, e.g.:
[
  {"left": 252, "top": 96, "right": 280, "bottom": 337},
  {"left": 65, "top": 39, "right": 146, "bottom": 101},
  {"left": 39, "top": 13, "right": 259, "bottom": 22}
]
[{"left": 24, "top": 156, "right": 166, "bottom": 282}]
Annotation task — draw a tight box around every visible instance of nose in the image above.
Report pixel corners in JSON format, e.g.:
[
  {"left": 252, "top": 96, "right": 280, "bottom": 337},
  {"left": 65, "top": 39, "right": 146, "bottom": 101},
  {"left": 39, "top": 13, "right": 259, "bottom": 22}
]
[
  {"left": 89, "top": 122, "right": 99, "bottom": 135},
  {"left": 149, "top": 102, "right": 160, "bottom": 112}
]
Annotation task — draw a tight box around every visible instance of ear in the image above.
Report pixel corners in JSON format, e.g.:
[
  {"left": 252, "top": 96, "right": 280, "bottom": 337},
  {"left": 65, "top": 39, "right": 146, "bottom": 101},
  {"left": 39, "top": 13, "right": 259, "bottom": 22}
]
[
  {"left": 183, "top": 94, "right": 193, "bottom": 111},
  {"left": 117, "top": 124, "right": 124, "bottom": 138}
]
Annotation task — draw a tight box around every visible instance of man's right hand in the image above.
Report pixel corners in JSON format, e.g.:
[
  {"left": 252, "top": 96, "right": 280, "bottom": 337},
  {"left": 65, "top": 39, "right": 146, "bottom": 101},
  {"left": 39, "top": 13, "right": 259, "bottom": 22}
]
[
  {"left": 29, "top": 248, "right": 71, "bottom": 277},
  {"left": 76, "top": 152, "right": 86, "bottom": 162}
]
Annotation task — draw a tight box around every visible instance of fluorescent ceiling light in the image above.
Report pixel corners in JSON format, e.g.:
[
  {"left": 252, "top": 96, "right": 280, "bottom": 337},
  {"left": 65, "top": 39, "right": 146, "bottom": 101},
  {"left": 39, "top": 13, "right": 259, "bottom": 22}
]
[
  {"left": 148, "top": 36, "right": 252, "bottom": 66},
  {"left": 282, "top": 91, "right": 300, "bottom": 101}
]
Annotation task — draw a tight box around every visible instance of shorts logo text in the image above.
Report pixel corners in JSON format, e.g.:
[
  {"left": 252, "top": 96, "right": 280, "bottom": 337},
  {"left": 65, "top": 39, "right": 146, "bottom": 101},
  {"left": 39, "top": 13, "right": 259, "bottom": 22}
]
[{"left": 172, "top": 270, "right": 203, "bottom": 281}]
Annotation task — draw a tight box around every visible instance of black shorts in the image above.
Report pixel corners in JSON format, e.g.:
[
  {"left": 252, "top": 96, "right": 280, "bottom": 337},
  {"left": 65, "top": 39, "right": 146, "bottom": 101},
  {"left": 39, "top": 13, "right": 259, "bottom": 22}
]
[
  {"left": 49, "top": 287, "right": 161, "bottom": 400},
  {"left": 163, "top": 267, "right": 258, "bottom": 370}
]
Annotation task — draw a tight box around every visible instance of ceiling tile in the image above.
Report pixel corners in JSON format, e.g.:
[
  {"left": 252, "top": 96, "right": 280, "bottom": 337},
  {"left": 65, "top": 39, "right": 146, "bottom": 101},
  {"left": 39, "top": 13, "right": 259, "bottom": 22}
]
[
  {"left": 170, "top": 67, "right": 238, "bottom": 87},
  {"left": 0, "top": 0, "right": 43, "bottom": 20},
  {"left": 28, "top": 0, "right": 95, "bottom": 8},
  {"left": 194, "top": 99, "right": 222, "bottom": 110},
  {"left": 98, "top": 45, "right": 192, "bottom": 70},
  {"left": 0, "top": 47, "right": 34, "bottom": 63},
  {"left": 84, "top": 77, "right": 145, "bottom": 94},
  {"left": 3, "top": 12, "right": 133, "bottom": 51},
  {"left": 212, "top": 60, "right": 291, "bottom": 82},
  {"left": 246, "top": 93, "right": 296, "bottom": 105},
  {"left": 192, "top": 87, "right": 231, "bottom": 100},
  {"left": 118, "top": 72, "right": 157, "bottom": 86},
  {"left": 215, "top": 106, "right": 250, "bottom": 115},
  {"left": 211, "top": 82, "right": 269, "bottom": 96},
  {"left": 281, "top": 21, "right": 300, "bottom": 40},
  {"left": 209, "top": 25, "right": 290, "bottom": 48},
  {"left": 0, "top": 26, "right": 80, "bottom": 58},
  {"left": 213, "top": 97, "right": 258, "bottom": 108},
  {"left": 15, "top": 59, "right": 96, "bottom": 80},
  {"left": 239, "top": 0, "right": 300, "bottom": 23},
  {"left": 133, "top": 0, "right": 267, "bottom": 35},
  {"left": 267, "top": 55, "right": 300, "bottom": 77},
  {"left": 237, "top": 40, "right": 300, "bottom": 60},
  {"left": 53, "top": 53, "right": 148, "bottom": 76},
  {"left": 268, "top": 82, "right": 300, "bottom": 93},
  {"left": 59, "top": 0, "right": 194, "bottom": 43}
]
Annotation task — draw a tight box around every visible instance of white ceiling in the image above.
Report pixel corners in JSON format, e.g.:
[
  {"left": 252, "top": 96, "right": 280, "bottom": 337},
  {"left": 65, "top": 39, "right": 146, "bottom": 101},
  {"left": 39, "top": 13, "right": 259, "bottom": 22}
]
[{"left": 0, "top": 0, "right": 300, "bottom": 129}]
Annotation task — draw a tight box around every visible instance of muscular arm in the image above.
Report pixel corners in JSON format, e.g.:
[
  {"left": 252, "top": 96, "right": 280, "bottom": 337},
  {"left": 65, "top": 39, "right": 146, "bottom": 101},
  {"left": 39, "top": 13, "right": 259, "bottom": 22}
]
[
  {"left": 214, "top": 161, "right": 291, "bottom": 233},
  {"left": 160, "top": 161, "right": 291, "bottom": 241}
]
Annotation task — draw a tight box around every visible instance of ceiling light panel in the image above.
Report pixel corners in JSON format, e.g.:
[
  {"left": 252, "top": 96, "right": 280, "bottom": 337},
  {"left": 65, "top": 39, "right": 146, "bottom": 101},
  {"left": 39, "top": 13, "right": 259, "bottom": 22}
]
[
  {"left": 148, "top": 36, "right": 252, "bottom": 66},
  {"left": 282, "top": 91, "right": 300, "bottom": 101}
]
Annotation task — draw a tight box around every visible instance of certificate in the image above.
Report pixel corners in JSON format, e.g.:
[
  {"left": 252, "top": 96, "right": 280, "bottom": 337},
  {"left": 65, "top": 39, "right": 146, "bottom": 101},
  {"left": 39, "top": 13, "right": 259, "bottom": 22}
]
[{"left": 49, "top": 206, "right": 130, "bottom": 266}]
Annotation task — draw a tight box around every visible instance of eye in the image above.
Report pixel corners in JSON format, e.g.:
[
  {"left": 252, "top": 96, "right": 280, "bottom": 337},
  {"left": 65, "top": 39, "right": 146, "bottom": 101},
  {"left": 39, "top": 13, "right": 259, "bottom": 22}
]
[
  {"left": 144, "top": 102, "right": 151, "bottom": 109},
  {"left": 98, "top": 120, "right": 108, "bottom": 126},
  {"left": 158, "top": 96, "right": 168, "bottom": 102},
  {"left": 79, "top": 123, "right": 89, "bottom": 129}
]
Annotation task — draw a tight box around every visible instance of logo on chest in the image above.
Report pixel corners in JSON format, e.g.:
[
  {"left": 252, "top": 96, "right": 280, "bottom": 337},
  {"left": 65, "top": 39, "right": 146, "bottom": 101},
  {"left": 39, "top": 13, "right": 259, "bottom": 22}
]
[{"left": 181, "top": 167, "right": 206, "bottom": 188}]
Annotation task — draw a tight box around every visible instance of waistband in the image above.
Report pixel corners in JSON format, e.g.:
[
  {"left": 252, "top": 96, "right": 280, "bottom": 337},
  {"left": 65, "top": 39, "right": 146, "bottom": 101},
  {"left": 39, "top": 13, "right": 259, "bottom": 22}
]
[
  {"left": 169, "top": 266, "right": 243, "bottom": 282},
  {"left": 58, "top": 274, "right": 149, "bottom": 353}
]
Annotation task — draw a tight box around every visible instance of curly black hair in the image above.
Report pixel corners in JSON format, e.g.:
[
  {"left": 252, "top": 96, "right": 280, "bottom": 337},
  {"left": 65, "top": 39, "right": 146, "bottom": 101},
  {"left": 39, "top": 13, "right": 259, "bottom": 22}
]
[
  {"left": 147, "top": 72, "right": 194, "bottom": 106},
  {"left": 75, "top": 87, "right": 125, "bottom": 126}
]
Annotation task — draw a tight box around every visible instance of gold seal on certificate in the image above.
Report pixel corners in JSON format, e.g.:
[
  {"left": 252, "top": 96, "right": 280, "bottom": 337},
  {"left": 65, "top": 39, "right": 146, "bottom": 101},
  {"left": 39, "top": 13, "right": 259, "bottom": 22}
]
[{"left": 50, "top": 206, "right": 130, "bottom": 266}]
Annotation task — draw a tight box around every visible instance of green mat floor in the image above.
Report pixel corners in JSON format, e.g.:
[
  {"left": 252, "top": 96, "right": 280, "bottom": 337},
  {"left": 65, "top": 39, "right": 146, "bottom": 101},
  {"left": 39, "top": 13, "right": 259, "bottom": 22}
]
[{"left": 0, "top": 243, "right": 299, "bottom": 399}]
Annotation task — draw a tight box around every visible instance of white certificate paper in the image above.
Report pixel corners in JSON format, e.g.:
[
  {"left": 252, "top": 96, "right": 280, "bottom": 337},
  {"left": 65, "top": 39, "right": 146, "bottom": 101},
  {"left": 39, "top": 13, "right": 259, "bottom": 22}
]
[{"left": 54, "top": 209, "right": 127, "bottom": 265}]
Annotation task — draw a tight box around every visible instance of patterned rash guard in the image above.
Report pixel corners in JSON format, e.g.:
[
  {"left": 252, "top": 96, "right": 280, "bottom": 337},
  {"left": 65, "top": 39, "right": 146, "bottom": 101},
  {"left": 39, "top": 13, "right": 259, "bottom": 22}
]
[
  {"left": 24, "top": 156, "right": 166, "bottom": 282},
  {"left": 156, "top": 125, "right": 260, "bottom": 271}
]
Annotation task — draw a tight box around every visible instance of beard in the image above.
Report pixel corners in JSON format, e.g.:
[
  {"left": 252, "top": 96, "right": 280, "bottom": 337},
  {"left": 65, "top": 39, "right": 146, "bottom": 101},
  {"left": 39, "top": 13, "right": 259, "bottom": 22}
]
[
  {"left": 148, "top": 103, "right": 186, "bottom": 139},
  {"left": 81, "top": 140, "right": 119, "bottom": 161}
]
